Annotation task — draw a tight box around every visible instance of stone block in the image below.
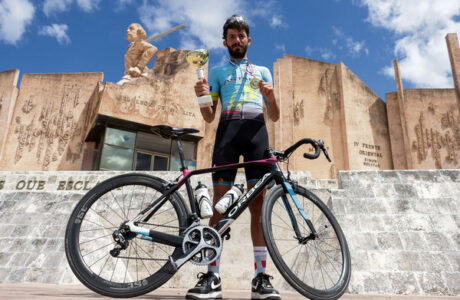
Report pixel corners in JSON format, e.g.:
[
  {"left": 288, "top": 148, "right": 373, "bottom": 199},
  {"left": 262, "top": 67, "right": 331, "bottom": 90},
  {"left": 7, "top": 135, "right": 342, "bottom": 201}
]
[
  {"left": 416, "top": 272, "right": 449, "bottom": 295},
  {"left": 343, "top": 198, "right": 370, "bottom": 214},
  {"left": 379, "top": 171, "right": 401, "bottom": 183},
  {"left": 363, "top": 271, "right": 393, "bottom": 293},
  {"left": 435, "top": 198, "right": 459, "bottom": 215},
  {"left": 429, "top": 215, "right": 458, "bottom": 234},
  {"left": 424, "top": 232, "right": 455, "bottom": 251},
  {"left": 439, "top": 170, "right": 460, "bottom": 182},
  {"left": 444, "top": 272, "right": 460, "bottom": 294},
  {"left": 372, "top": 183, "right": 398, "bottom": 198},
  {"left": 7, "top": 239, "right": 28, "bottom": 252},
  {"left": 400, "top": 231, "right": 428, "bottom": 251},
  {"left": 8, "top": 252, "right": 31, "bottom": 267},
  {"left": 348, "top": 232, "right": 379, "bottom": 250},
  {"left": 5, "top": 267, "right": 28, "bottom": 282},
  {"left": 385, "top": 198, "right": 413, "bottom": 214},
  {"left": 0, "top": 267, "right": 9, "bottom": 283},
  {"left": 359, "top": 215, "right": 384, "bottom": 232},
  {"left": 389, "top": 272, "right": 421, "bottom": 294},
  {"left": 412, "top": 198, "right": 439, "bottom": 214},
  {"left": 347, "top": 271, "right": 366, "bottom": 293},
  {"left": 0, "top": 224, "right": 14, "bottom": 237},
  {"left": 421, "top": 252, "right": 454, "bottom": 273},
  {"left": 329, "top": 197, "right": 347, "bottom": 215},
  {"left": 349, "top": 250, "right": 369, "bottom": 271},
  {"left": 377, "top": 232, "right": 403, "bottom": 250},
  {"left": 415, "top": 183, "right": 453, "bottom": 198},
  {"left": 41, "top": 252, "right": 65, "bottom": 269},
  {"left": 334, "top": 214, "right": 361, "bottom": 233},
  {"left": 0, "top": 252, "right": 12, "bottom": 266},
  {"left": 393, "top": 184, "right": 419, "bottom": 198},
  {"left": 368, "top": 251, "right": 423, "bottom": 272}
]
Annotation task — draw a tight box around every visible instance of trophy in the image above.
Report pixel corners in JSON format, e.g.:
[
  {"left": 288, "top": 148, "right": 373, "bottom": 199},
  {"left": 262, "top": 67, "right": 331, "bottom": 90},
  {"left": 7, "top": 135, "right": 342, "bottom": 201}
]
[{"left": 186, "top": 49, "right": 213, "bottom": 108}]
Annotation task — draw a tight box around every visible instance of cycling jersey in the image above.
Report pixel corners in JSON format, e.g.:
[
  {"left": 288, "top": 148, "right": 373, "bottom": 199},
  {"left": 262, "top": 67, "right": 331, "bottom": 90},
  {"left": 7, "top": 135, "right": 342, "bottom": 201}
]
[{"left": 208, "top": 58, "right": 273, "bottom": 122}]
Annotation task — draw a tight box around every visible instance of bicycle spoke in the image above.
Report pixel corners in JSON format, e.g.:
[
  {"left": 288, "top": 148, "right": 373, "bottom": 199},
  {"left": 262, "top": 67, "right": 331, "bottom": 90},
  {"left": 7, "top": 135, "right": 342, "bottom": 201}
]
[
  {"left": 109, "top": 189, "right": 128, "bottom": 220},
  {"left": 79, "top": 233, "right": 113, "bottom": 245},
  {"left": 82, "top": 241, "right": 116, "bottom": 257}
]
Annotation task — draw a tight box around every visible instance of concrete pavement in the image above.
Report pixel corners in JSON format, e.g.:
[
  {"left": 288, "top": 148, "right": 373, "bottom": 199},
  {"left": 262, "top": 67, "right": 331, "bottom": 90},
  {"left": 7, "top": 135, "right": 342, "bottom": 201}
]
[{"left": 0, "top": 284, "right": 459, "bottom": 300}]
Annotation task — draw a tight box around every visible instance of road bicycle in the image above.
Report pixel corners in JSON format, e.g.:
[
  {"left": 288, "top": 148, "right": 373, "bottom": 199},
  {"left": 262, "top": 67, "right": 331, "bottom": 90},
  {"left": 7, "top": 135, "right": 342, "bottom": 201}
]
[{"left": 65, "top": 125, "right": 351, "bottom": 300}]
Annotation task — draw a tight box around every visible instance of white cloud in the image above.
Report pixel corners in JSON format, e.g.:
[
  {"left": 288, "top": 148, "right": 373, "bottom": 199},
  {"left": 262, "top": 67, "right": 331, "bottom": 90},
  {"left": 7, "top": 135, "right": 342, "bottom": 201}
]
[
  {"left": 138, "top": 0, "right": 284, "bottom": 51},
  {"left": 275, "top": 44, "right": 286, "bottom": 53},
  {"left": 270, "top": 15, "right": 288, "bottom": 29},
  {"left": 76, "top": 0, "right": 101, "bottom": 12},
  {"left": 0, "top": 0, "right": 35, "bottom": 44},
  {"left": 39, "top": 23, "right": 70, "bottom": 45},
  {"left": 332, "top": 26, "right": 369, "bottom": 56},
  {"left": 43, "top": 0, "right": 72, "bottom": 16},
  {"left": 359, "top": 0, "right": 460, "bottom": 88},
  {"left": 320, "top": 48, "right": 336, "bottom": 60}
]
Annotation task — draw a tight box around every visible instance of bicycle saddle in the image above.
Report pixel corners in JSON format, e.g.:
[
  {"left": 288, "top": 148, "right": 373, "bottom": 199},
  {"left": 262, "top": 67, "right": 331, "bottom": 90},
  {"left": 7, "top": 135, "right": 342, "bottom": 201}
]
[{"left": 151, "top": 125, "right": 200, "bottom": 139}]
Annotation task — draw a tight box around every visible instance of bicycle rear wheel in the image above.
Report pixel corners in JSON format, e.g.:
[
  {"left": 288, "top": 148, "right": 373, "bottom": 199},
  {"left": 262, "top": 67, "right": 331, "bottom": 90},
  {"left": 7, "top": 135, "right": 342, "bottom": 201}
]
[
  {"left": 65, "top": 174, "right": 189, "bottom": 298},
  {"left": 262, "top": 184, "right": 351, "bottom": 300}
]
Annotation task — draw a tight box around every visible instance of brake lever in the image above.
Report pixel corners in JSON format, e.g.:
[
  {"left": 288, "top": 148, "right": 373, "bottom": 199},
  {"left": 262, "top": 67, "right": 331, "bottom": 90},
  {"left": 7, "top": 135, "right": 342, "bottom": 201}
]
[{"left": 317, "top": 140, "right": 332, "bottom": 162}]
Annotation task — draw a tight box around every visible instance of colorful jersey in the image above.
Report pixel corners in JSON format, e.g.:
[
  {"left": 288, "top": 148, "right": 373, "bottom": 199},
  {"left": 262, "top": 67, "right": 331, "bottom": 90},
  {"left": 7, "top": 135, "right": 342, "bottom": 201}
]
[{"left": 208, "top": 58, "right": 273, "bottom": 122}]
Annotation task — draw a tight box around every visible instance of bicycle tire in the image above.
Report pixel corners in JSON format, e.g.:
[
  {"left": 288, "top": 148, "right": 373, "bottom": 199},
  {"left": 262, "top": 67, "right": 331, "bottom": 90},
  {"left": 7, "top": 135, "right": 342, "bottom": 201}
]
[
  {"left": 65, "top": 173, "right": 189, "bottom": 298},
  {"left": 262, "top": 184, "right": 351, "bottom": 300}
]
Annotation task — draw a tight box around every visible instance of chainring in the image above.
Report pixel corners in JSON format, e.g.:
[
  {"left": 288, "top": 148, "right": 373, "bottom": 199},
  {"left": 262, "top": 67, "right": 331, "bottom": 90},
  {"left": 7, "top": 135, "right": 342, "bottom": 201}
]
[{"left": 182, "top": 225, "right": 223, "bottom": 265}]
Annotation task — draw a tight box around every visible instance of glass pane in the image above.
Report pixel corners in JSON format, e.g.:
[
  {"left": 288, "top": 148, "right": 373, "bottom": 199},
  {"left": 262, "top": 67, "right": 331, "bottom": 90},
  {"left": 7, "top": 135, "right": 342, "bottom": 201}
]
[
  {"left": 100, "top": 144, "right": 134, "bottom": 170},
  {"left": 135, "top": 152, "right": 152, "bottom": 171},
  {"left": 171, "top": 141, "right": 197, "bottom": 171},
  {"left": 105, "top": 127, "right": 136, "bottom": 148},
  {"left": 153, "top": 156, "right": 168, "bottom": 171},
  {"left": 136, "top": 132, "right": 171, "bottom": 154}
]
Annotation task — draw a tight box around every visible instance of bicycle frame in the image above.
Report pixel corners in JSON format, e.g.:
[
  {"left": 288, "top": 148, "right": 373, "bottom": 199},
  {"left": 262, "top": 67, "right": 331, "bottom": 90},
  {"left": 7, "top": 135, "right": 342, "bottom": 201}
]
[{"left": 129, "top": 136, "right": 317, "bottom": 256}]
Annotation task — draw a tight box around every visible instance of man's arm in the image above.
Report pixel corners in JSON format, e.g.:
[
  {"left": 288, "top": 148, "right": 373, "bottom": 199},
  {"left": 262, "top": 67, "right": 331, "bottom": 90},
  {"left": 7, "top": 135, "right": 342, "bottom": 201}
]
[
  {"left": 259, "top": 81, "right": 280, "bottom": 122},
  {"left": 195, "top": 78, "right": 218, "bottom": 123}
]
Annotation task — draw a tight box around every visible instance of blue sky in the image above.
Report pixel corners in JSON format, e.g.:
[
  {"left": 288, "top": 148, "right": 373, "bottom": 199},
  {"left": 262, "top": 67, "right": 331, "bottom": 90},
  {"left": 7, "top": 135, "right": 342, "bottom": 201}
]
[{"left": 0, "top": 0, "right": 459, "bottom": 100}]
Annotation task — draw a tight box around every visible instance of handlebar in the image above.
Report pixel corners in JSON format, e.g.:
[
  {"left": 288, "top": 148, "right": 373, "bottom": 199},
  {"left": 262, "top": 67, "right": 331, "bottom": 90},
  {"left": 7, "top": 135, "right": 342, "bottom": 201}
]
[{"left": 269, "top": 138, "right": 331, "bottom": 162}]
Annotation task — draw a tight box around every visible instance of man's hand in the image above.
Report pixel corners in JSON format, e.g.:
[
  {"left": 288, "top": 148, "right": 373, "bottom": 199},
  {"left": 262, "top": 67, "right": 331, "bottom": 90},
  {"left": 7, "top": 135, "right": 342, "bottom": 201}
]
[
  {"left": 128, "top": 66, "right": 142, "bottom": 77},
  {"left": 194, "top": 78, "right": 209, "bottom": 97},
  {"left": 259, "top": 80, "right": 275, "bottom": 102}
]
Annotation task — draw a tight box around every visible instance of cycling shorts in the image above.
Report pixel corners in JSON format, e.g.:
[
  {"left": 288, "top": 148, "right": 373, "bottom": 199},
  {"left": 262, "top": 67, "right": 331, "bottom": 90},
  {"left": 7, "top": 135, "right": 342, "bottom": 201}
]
[{"left": 212, "top": 118, "right": 271, "bottom": 186}]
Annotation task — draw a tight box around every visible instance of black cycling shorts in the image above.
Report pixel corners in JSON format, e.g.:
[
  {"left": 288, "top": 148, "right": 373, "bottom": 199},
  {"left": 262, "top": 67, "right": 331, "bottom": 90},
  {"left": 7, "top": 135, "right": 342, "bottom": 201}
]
[{"left": 212, "top": 119, "right": 271, "bottom": 186}]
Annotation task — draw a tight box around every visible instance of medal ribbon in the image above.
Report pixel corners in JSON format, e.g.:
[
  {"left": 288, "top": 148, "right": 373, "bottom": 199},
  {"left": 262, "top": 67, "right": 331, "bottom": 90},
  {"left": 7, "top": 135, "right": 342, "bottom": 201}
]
[{"left": 229, "top": 58, "right": 257, "bottom": 79}]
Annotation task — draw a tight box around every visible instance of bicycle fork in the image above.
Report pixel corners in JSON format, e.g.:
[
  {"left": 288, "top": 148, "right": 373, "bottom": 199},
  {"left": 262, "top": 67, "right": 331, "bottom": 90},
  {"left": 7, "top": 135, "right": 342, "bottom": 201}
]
[{"left": 281, "top": 181, "right": 318, "bottom": 243}]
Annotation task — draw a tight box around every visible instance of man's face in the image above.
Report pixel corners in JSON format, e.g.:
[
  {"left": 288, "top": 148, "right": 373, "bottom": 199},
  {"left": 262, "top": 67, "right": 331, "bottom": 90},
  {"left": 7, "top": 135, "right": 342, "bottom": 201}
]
[
  {"left": 126, "top": 24, "right": 139, "bottom": 42},
  {"left": 224, "top": 28, "right": 251, "bottom": 59}
]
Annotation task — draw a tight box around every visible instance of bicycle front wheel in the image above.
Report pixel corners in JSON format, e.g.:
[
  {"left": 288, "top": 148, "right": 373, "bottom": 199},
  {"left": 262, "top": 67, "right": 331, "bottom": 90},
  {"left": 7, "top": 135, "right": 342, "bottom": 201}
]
[
  {"left": 262, "top": 184, "right": 351, "bottom": 300},
  {"left": 65, "top": 174, "right": 189, "bottom": 298}
]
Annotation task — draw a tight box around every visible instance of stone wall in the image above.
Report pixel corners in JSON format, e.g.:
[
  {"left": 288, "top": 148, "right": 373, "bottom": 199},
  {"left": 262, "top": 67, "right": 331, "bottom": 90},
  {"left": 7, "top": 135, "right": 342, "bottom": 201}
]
[
  {"left": 0, "top": 72, "right": 103, "bottom": 171},
  {"left": 386, "top": 89, "right": 460, "bottom": 170},
  {"left": 270, "top": 55, "right": 392, "bottom": 179},
  {"left": 0, "top": 70, "right": 19, "bottom": 165},
  {"left": 0, "top": 170, "right": 458, "bottom": 296}
]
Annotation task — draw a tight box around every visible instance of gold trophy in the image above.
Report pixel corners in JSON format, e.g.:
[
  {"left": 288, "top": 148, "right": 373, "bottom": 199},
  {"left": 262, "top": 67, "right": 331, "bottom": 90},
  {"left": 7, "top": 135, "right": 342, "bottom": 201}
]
[{"left": 186, "top": 49, "right": 213, "bottom": 108}]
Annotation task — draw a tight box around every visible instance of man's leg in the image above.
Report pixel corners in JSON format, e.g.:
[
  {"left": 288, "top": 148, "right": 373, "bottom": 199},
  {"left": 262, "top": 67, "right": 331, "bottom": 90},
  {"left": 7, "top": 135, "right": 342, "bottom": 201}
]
[
  {"left": 207, "top": 185, "right": 231, "bottom": 273},
  {"left": 248, "top": 185, "right": 280, "bottom": 300},
  {"left": 185, "top": 185, "right": 230, "bottom": 300}
]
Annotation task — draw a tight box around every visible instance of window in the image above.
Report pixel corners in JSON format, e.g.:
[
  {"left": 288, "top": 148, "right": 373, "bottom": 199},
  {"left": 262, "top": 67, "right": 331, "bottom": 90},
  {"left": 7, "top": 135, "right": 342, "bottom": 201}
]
[
  {"left": 100, "top": 128, "right": 135, "bottom": 170},
  {"left": 99, "top": 127, "right": 197, "bottom": 171}
]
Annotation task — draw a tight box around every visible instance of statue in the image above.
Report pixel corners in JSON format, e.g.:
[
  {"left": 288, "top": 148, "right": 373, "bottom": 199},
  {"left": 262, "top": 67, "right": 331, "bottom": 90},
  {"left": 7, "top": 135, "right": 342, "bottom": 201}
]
[{"left": 117, "top": 23, "right": 157, "bottom": 85}]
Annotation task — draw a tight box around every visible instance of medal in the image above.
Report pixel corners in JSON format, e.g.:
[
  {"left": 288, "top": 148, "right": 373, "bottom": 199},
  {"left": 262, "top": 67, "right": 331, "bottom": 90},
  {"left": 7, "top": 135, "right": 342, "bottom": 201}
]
[
  {"left": 250, "top": 77, "right": 260, "bottom": 89},
  {"left": 229, "top": 58, "right": 261, "bottom": 89}
]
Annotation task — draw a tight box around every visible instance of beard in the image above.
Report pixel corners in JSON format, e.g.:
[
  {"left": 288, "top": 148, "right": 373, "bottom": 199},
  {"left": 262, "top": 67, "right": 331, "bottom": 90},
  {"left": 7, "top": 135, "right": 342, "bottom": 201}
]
[{"left": 227, "top": 43, "right": 248, "bottom": 59}]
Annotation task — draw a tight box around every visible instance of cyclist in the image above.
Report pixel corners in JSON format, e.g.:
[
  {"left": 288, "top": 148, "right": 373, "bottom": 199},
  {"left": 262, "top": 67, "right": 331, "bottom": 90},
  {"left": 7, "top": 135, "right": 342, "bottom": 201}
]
[{"left": 186, "top": 15, "right": 280, "bottom": 300}]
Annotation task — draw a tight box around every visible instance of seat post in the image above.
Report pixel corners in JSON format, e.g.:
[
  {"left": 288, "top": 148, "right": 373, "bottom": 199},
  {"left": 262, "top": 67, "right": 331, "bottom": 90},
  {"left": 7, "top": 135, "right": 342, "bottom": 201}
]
[
  {"left": 174, "top": 135, "right": 199, "bottom": 219},
  {"left": 174, "top": 135, "right": 187, "bottom": 171}
]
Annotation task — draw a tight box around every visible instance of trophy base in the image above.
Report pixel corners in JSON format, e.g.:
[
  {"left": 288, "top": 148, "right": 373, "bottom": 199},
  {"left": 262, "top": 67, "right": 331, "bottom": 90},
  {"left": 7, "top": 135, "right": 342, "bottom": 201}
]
[{"left": 198, "top": 94, "right": 213, "bottom": 108}]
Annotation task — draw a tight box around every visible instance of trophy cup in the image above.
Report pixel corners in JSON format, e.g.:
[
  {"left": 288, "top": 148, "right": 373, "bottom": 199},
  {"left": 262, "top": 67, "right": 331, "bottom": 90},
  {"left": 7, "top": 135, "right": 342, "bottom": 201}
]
[{"left": 186, "top": 49, "right": 213, "bottom": 108}]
